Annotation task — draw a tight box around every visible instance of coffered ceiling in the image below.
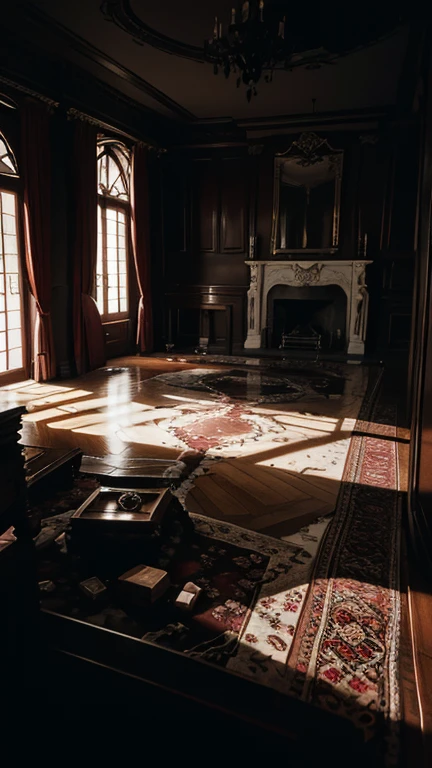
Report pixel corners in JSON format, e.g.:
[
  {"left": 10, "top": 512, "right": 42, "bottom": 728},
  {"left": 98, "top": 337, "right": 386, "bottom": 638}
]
[{"left": 7, "top": 1, "right": 417, "bottom": 124}]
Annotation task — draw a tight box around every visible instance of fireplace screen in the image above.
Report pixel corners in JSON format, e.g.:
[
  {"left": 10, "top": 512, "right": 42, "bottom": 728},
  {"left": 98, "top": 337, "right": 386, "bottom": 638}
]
[{"left": 267, "top": 285, "right": 347, "bottom": 351}]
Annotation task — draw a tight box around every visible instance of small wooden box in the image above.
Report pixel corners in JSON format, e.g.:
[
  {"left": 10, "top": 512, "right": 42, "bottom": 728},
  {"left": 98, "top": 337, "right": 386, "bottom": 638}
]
[
  {"left": 117, "top": 565, "right": 170, "bottom": 605},
  {"left": 70, "top": 486, "right": 172, "bottom": 534}
]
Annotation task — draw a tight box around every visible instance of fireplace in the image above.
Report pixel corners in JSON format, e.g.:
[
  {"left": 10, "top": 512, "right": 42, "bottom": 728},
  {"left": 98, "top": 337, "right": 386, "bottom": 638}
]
[
  {"left": 244, "top": 259, "right": 372, "bottom": 356},
  {"left": 267, "top": 284, "right": 347, "bottom": 350}
]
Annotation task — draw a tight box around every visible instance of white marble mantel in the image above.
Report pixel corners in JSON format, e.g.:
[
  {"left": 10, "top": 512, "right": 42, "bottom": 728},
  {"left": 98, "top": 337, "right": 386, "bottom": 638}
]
[{"left": 244, "top": 259, "right": 372, "bottom": 355}]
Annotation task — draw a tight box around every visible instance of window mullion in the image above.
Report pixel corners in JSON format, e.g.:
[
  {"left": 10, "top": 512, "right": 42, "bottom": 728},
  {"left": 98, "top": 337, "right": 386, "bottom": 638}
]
[
  {"left": 102, "top": 203, "right": 108, "bottom": 317},
  {"left": 117, "top": 209, "right": 121, "bottom": 313},
  {"left": 0, "top": 194, "right": 7, "bottom": 371}
]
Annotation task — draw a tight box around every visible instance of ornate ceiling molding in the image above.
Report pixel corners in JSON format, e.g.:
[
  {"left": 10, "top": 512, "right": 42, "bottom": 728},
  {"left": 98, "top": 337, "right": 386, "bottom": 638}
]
[
  {"left": 100, "top": 1, "right": 409, "bottom": 78},
  {"left": 100, "top": 0, "right": 205, "bottom": 62}
]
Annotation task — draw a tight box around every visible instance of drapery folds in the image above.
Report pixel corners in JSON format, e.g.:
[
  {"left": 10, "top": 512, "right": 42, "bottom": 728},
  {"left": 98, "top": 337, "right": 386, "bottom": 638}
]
[
  {"left": 71, "top": 119, "right": 105, "bottom": 374},
  {"left": 131, "top": 143, "right": 153, "bottom": 353},
  {"left": 21, "top": 99, "right": 56, "bottom": 381}
]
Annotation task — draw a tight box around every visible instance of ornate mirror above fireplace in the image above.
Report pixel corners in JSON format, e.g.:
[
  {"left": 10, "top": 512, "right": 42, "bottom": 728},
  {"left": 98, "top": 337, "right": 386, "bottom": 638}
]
[{"left": 271, "top": 133, "right": 343, "bottom": 255}]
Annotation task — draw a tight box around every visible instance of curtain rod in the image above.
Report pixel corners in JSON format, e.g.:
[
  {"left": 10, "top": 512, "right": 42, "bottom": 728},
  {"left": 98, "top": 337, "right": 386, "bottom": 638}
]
[
  {"left": 0, "top": 75, "right": 164, "bottom": 151},
  {"left": 0, "top": 74, "right": 59, "bottom": 109},
  {"left": 66, "top": 107, "right": 163, "bottom": 151}
]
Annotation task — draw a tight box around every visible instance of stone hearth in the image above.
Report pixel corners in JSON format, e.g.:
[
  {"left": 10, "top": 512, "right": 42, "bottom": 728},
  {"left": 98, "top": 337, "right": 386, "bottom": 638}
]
[{"left": 244, "top": 260, "right": 372, "bottom": 356}]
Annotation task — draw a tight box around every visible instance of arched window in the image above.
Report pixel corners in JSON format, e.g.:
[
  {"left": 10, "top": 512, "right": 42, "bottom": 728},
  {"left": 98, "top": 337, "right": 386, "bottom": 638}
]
[
  {"left": 96, "top": 139, "right": 131, "bottom": 319},
  {"left": 0, "top": 134, "right": 18, "bottom": 177},
  {"left": 0, "top": 130, "right": 24, "bottom": 377}
]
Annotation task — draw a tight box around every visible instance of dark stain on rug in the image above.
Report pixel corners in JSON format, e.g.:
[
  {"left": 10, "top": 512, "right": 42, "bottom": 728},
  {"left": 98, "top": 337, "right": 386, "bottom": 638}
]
[{"left": 152, "top": 366, "right": 346, "bottom": 403}]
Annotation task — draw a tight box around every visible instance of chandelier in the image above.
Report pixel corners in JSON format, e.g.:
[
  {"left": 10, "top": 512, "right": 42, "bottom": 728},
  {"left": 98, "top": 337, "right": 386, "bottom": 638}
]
[
  {"left": 204, "top": 2, "right": 290, "bottom": 100},
  {"left": 204, "top": 1, "right": 407, "bottom": 101}
]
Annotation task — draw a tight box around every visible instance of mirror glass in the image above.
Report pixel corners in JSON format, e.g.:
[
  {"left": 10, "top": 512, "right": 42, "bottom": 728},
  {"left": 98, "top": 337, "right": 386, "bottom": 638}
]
[{"left": 272, "top": 133, "right": 343, "bottom": 253}]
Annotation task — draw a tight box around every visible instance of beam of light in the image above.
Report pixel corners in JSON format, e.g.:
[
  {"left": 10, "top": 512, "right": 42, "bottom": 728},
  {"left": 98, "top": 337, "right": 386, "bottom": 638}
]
[
  {"left": 46, "top": 402, "right": 148, "bottom": 431},
  {"left": 116, "top": 425, "right": 185, "bottom": 451},
  {"left": 26, "top": 389, "right": 92, "bottom": 409},
  {"left": 161, "top": 393, "right": 218, "bottom": 406},
  {"left": 232, "top": 577, "right": 399, "bottom": 719},
  {"left": 23, "top": 407, "right": 70, "bottom": 423}
]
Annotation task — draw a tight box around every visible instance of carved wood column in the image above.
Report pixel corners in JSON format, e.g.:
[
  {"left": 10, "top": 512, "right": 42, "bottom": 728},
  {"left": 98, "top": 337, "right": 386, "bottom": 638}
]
[
  {"left": 244, "top": 262, "right": 263, "bottom": 348},
  {"left": 347, "top": 262, "right": 370, "bottom": 355}
]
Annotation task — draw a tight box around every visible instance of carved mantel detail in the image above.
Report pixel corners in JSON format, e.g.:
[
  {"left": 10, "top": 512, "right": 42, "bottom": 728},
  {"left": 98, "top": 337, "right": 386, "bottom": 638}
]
[
  {"left": 244, "top": 260, "right": 372, "bottom": 355},
  {"left": 292, "top": 263, "right": 322, "bottom": 286}
]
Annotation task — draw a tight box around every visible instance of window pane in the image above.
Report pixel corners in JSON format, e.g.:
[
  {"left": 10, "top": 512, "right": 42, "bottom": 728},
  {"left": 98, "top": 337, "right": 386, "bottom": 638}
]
[
  {"left": 0, "top": 189, "right": 24, "bottom": 375},
  {"left": 5, "top": 254, "right": 18, "bottom": 272},
  {"left": 7, "top": 310, "right": 21, "bottom": 329},
  {"left": 4, "top": 235, "right": 17, "bottom": 255},
  {"left": 8, "top": 347, "right": 22, "bottom": 370},
  {"left": 7, "top": 291, "right": 20, "bottom": 310},
  {"left": 8, "top": 328, "right": 21, "bottom": 348},
  {"left": 107, "top": 233, "right": 117, "bottom": 249},
  {"left": 3, "top": 214, "right": 16, "bottom": 235},
  {"left": 120, "top": 298, "right": 127, "bottom": 312},
  {"left": 97, "top": 142, "right": 130, "bottom": 201},
  {"left": 1, "top": 191, "right": 16, "bottom": 214},
  {"left": 95, "top": 197, "right": 129, "bottom": 320}
]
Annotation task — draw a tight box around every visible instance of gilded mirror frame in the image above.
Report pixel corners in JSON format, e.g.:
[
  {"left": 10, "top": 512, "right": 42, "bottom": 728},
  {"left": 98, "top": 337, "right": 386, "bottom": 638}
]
[{"left": 270, "top": 132, "right": 343, "bottom": 255}]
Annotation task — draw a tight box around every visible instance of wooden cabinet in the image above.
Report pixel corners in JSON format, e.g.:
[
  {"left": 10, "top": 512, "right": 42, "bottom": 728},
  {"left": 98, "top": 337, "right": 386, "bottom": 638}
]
[{"left": 103, "top": 319, "right": 131, "bottom": 359}]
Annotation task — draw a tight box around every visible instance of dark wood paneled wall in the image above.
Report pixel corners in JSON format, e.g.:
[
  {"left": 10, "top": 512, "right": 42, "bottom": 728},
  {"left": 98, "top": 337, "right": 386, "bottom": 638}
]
[
  {"left": 159, "top": 125, "right": 420, "bottom": 357},
  {"left": 160, "top": 149, "right": 251, "bottom": 353}
]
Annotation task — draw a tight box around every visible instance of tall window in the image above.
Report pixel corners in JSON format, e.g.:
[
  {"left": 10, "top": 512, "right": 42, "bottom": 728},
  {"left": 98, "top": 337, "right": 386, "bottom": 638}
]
[
  {"left": 0, "top": 131, "right": 24, "bottom": 377},
  {"left": 96, "top": 139, "right": 131, "bottom": 320}
]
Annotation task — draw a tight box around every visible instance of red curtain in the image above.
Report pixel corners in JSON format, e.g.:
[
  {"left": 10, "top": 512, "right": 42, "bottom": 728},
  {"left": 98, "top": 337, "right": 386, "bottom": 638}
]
[
  {"left": 21, "top": 99, "right": 56, "bottom": 382},
  {"left": 131, "top": 143, "right": 153, "bottom": 353},
  {"left": 72, "top": 120, "right": 105, "bottom": 375}
]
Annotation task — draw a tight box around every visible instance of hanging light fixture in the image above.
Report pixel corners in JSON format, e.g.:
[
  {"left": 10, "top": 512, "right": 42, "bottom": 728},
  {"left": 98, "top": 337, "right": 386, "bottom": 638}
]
[
  {"left": 204, "top": 1, "right": 408, "bottom": 101},
  {"left": 204, "top": 2, "right": 291, "bottom": 101}
]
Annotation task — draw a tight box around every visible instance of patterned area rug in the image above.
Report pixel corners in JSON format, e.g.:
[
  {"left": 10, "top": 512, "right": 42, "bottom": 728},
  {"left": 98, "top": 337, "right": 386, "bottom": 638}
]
[
  {"left": 152, "top": 365, "right": 346, "bottom": 404},
  {"left": 154, "top": 375, "right": 402, "bottom": 765},
  {"left": 33, "top": 368, "right": 401, "bottom": 765}
]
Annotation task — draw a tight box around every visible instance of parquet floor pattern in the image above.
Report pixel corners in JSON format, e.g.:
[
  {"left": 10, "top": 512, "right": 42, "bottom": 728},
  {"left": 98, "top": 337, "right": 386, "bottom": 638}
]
[{"left": 186, "top": 458, "right": 337, "bottom": 538}]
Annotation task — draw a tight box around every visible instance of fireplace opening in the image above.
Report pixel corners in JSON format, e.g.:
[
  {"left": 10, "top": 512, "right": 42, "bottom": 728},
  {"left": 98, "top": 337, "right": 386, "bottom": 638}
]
[{"left": 267, "top": 284, "right": 347, "bottom": 351}]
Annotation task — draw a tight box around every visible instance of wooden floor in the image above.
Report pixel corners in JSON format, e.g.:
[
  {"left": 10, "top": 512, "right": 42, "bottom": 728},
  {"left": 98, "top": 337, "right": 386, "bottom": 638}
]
[
  {"left": 0, "top": 357, "right": 199, "bottom": 460},
  {"left": 186, "top": 457, "right": 338, "bottom": 538},
  {"left": 1, "top": 356, "right": 430, "bottom": 765}
]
